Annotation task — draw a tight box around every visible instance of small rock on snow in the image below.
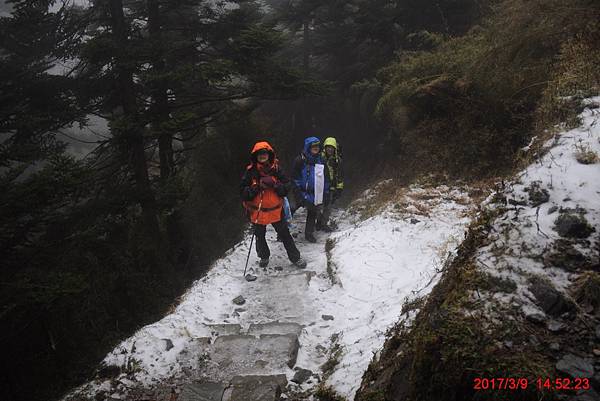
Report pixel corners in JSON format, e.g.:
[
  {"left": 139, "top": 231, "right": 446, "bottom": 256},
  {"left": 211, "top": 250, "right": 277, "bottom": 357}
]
[
  {"left": 321, "top": 314, "right": 334, "bottom": 321},
  {"left": 556, "top": 354, "right": 594, "bottom": 379},
  {"left": 245, "top": 274, "right": 258, "bottom": 282},
  {"left": 292, "top": 368, "right": 313, "bottom": 384},
  {"left": 232, "top": 296, "right": 246, "bottom": 305},
  {"left": 162, "top": 338, "right": 174, "bottom": 351}
]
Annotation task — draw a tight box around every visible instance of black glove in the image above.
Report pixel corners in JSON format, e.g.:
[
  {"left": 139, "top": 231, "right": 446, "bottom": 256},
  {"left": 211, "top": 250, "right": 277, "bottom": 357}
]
[{"left": 243, "top": 185, "right": 259, "bottom": 200}]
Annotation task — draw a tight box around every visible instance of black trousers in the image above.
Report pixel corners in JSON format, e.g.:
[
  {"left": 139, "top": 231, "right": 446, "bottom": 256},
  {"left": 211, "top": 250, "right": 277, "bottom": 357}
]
[
  {"left": 320, "top": 192, "right": 334, "bottom": 226},
  {"left": 305, "top": 202, "right": 321, "bottom": 236},
  {"left": 254, "top": 220, "right": 300, "bottom": 262}
]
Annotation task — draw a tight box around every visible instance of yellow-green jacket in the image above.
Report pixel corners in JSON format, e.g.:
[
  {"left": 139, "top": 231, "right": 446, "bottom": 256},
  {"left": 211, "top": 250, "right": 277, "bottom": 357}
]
[{"left": 322, "top": 137, "right": 344, "bottom": 191}]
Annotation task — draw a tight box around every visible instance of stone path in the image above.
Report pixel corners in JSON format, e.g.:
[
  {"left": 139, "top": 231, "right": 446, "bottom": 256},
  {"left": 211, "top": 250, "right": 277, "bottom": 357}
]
[{"left": 175, "top": 266, "right": 318, "bottom": 400}]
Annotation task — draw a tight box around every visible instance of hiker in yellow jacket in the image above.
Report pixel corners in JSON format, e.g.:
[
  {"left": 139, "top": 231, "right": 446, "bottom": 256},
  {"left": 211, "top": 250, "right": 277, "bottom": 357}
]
[{"left": 318, "top": 137, "right": 344, "bottom": 230}]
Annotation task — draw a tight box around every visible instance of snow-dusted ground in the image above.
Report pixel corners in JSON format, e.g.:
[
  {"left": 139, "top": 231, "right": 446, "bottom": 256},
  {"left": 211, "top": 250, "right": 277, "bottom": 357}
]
[
  {"left": 475, "top": 97, "right": 600, "bottom": 316},
  {"left": 298, "top": 185, "right": 473, "bottom": 398},
  {"left": 66, "top": 183, "right": 474, "bottom": 400}
]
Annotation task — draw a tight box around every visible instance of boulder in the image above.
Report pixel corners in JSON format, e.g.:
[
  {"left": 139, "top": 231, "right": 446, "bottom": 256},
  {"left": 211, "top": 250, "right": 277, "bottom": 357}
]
[
  {"left": 524, "top": 311, "right": 546, "bottom": 325},
  {"left": 528, "top": 277, "right": 575, "bottom": 316},
  {"left": 555, "top": 354, "right": 594, "bottom": 379},
  {"left": 292, "top": 368, "right": 313, "bottom": 384}
]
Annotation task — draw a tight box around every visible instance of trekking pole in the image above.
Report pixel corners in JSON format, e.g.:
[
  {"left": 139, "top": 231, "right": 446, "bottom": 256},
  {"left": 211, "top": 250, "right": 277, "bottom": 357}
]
[{"left": 243, "top": 191, "right": 263, "bottom": 277}]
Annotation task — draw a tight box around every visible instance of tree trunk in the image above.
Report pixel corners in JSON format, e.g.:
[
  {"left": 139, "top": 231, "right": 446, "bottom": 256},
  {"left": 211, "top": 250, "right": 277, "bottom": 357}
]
[
  {"left": 147, "top": 0, "right": 174, "bottom": 180},
  {"left": 108, "top": 0, "right": 161, "bottom": 249}
]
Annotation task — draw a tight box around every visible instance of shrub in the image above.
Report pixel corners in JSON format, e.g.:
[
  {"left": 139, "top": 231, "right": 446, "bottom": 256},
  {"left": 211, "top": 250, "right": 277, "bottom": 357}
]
[{"left": 375, "top": 0, "right": 600, "bottom": 179}]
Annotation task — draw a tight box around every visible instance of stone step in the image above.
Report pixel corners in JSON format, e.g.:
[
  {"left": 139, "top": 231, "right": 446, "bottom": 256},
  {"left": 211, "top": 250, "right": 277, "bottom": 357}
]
[
  {"left": 239, "top": 272, "right": 316, "bottom": 323},
  {"left": 248, "top": 321, "right": 303, "bottom": 337},
  {"left": 203, "top": 334, "right": 299, "bottom": 381},
  {"left": 177, "top": 375, "right": 287, "bottom": 401},
  {"left": 224, "top": 375, "right": 287, "bottom": 401},
  {"left": 179, "top": 382, "right": 227, "bottom": 401},
  {"left": 205, "top": 324, "right": 242, "bottom": 337}
]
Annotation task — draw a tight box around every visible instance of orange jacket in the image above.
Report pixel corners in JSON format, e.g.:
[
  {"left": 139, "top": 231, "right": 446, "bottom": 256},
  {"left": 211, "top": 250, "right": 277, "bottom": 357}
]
[{"left": 240, "top": 142, "right": 289, "bottom": 225}]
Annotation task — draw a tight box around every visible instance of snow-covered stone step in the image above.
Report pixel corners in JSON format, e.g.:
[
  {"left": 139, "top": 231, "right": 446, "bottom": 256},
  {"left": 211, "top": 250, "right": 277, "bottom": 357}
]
[
  {"left": 179, "top": 381, "right": 227, "bottom": 401},
  {"left": 247, "top": 321, "right": 303, "bottom": 336},
  {"left": 205, "top": 324, "right": 242, "bottom": 336},
  {"left": 238, "top": 271, "right": 316, "bottom": 323},
  {"left": 178, "top": 375, "right": 287, "bottom": 401},
  {"left": 204, "top": 333, "right": 299, "bottom": 381},
  {"left": 203, "top": 321, "right": 302, "bottom": 338},
  {"left": 224, "top": 375, "right": 287, "bottom": 401}
]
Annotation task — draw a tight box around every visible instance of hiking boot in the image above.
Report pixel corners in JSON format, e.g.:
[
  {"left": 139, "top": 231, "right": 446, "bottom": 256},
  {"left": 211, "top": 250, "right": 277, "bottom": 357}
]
[
  {"left": 305, "top": 233, "right": 317, "bottom": 243},
  {"left": 259, "top": 258, "right": 269, "bottom": 267},
  {"left": 293, "top": 258, "right": 307, "bottom": 269}
]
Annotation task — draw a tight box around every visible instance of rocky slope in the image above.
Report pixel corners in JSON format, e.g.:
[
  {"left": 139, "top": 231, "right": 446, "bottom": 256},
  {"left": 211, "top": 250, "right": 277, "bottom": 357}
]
[{"left": 355, "top": 98, "right": 600, "bottom": 401}]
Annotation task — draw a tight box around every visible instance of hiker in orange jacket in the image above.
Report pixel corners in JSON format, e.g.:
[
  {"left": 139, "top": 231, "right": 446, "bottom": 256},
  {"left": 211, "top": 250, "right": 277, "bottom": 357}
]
[{"left": 240, "top": 141, "right": 307, "bottom": 269}]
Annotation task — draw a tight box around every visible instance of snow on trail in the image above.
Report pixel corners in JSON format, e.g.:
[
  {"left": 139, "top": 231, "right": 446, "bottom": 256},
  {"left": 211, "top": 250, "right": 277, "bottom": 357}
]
[{"left": 66, "top": 183, "right": 474, "bottom": 401}]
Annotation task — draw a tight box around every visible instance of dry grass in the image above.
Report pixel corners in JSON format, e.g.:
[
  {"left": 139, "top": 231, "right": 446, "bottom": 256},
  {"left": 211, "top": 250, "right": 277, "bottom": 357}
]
[
  {"left": 314, "top": 384, "right": 347, "bottom": 401},
  {"left": 571, "top": 271, "right": 600, "bottom": 313},
  {"left": 574, "top": 142, "right": 599, "bottom": 165},
  {"left": 348, "top": 179, "right": 403, "bottom": 220}
]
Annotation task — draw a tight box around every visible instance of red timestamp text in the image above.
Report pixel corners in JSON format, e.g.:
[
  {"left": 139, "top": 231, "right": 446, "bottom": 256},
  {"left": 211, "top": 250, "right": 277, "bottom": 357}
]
[
  {"left": 473, "top": 377, "right": 529, "bottom": 391},
  {"left": 473, "top": 377, "right": 592, "bottom": 392}
]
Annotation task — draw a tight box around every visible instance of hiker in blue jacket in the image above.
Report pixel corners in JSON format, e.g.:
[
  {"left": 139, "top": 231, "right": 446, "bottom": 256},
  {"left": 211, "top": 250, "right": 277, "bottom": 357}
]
[{"left": 292, "top": 137, "right": 331, "bottom": 243}]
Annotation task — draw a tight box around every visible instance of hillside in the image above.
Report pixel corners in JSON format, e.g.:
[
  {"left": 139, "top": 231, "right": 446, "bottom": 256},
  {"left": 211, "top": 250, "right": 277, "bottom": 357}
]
[{"left": 356, "top": 98, "right": 600, "bottom": 401}]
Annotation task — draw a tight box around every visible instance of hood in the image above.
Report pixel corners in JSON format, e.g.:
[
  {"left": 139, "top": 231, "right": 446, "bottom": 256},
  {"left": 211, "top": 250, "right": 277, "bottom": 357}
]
[
  {"left": 250, "top": 141, "right": 276, "bottom": 164},
  {"left": 303, "top": 136, "right": 321, "bottom": 155},
  {"left": 323, "top": 137, "right": 337, "bottom": 150}
]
